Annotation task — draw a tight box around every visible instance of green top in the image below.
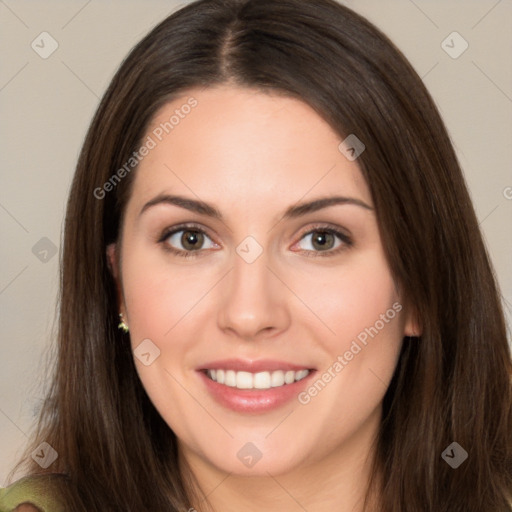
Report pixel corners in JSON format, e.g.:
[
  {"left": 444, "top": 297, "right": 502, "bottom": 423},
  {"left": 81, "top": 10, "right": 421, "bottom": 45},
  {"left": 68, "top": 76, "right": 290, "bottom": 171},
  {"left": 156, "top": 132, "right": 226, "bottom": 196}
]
[
  {"left": 0, "top": 475, "right": 66, "bottom": 512},
  {"left": 2, "top": 475, "right": 511, "bottom": 510}
]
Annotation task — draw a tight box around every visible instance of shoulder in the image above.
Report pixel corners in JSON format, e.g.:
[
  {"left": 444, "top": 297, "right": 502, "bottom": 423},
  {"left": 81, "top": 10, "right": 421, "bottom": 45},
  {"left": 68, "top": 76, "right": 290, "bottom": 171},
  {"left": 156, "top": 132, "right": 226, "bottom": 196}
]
[{"left": 0, "top": 474, "right": 68, "bottom": 512}]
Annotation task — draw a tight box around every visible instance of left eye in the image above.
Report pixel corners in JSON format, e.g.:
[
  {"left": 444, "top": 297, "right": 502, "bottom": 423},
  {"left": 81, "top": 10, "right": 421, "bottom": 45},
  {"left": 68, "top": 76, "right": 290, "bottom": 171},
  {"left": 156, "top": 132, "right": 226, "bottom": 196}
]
[
  {"left": 296, "top": 229, "right": 346, "bottom": 253},
  {"left": 164, "top": 229, "right": 217, "bottom": 252}
]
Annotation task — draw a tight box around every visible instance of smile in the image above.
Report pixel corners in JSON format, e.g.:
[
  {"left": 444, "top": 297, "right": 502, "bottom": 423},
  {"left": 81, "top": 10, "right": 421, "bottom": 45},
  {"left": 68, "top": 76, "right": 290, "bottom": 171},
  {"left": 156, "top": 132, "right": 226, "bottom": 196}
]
[{"left": 204, "top": 369, "right": 311, "bottom": 390}]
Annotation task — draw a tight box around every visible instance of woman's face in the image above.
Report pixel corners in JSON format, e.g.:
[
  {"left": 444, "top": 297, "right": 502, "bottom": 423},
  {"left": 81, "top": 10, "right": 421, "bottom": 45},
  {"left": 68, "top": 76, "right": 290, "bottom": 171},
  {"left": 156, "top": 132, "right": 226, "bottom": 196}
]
[{"left": 109, "top": 86, "right": 417, "bottom": 477}]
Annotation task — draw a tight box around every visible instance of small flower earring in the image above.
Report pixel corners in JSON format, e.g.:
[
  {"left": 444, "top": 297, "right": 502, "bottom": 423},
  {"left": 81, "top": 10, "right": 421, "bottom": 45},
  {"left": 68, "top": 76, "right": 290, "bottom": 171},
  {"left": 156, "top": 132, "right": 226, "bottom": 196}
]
[{"left": 118, "top": 313, "right": 129, "bottom": 333}]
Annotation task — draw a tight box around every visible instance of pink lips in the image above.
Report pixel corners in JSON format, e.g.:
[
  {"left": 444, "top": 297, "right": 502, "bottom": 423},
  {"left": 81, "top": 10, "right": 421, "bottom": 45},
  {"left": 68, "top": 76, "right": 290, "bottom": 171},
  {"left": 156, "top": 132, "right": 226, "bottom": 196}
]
[
  {"left": 196, "top": 358, "right": 316, "bottom": 413},
  {"left": 197, "top": 358, "right": 312, "bottom": 373}
]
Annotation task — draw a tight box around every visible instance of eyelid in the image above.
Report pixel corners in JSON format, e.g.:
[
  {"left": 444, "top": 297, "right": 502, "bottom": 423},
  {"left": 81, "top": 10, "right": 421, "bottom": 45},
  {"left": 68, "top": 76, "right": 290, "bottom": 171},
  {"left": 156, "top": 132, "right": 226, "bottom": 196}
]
[
  {"left": 295, "top": 222, "right": 352, "bottom": 241},
  {"left": 157, "top": 222, "right": 218, "bottom": 243}
]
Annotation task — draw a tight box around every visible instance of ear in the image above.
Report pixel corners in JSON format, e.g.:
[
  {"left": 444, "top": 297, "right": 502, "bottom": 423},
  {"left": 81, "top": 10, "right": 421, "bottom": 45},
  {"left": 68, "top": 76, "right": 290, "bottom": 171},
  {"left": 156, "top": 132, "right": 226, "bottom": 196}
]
[
  {"left": 106, "top": 243, "right": 125, "bottom": 315},
  {"left": 403, "top": 305, "right": 422, "bottom": 337},
  {"left": 106, "top": 243, "right": 119, "bottom": 279}
]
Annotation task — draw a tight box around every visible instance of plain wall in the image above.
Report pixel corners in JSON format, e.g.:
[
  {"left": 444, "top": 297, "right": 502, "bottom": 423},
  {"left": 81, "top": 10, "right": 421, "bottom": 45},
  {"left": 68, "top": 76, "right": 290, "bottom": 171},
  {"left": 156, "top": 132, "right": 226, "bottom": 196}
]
[{"left": 1, "top": 0, "right": 511, "bottom": 485}]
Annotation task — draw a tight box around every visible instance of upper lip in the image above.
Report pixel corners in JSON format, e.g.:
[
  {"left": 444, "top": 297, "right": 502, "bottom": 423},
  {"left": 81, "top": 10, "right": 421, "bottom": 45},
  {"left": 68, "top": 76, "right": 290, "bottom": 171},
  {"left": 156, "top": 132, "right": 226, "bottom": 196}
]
[{"left": 197, "top": 359, "right": 315, "bottom": 373}]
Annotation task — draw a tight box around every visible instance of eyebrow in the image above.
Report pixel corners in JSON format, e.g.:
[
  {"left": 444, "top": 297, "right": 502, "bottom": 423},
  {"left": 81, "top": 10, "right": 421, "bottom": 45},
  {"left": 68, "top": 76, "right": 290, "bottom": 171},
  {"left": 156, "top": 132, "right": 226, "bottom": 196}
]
[{"left": 139, "top": 194, "right": 373, "bottom": 220}]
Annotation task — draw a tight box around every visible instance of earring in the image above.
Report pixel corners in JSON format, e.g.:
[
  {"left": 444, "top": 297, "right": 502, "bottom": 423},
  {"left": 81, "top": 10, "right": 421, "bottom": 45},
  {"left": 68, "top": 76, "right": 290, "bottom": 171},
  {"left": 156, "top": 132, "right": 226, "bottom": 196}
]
[{"left": 118, "top": 313, "right": 129, "bottom": 333}]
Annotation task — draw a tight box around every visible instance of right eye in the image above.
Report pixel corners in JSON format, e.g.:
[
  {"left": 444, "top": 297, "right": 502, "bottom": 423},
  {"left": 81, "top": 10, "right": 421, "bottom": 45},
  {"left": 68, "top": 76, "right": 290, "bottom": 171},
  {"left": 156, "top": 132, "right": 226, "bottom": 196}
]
[{"left": 159, "top": 224, "right": 219, "bottom": 258}]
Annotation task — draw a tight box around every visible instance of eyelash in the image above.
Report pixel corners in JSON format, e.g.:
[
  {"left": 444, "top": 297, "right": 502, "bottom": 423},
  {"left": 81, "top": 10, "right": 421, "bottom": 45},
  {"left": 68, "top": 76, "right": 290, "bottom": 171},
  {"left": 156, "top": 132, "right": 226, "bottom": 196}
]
[{"left": 157, "top": 223, "right": 353, "bottom": 259}]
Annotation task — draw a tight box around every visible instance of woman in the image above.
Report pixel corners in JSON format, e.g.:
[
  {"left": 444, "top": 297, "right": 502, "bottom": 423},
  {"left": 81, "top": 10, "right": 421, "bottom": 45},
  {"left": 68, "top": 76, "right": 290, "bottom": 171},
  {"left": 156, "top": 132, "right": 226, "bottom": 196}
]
[{"left": 1, "top": 0, "right": 511, "bottom": 510}]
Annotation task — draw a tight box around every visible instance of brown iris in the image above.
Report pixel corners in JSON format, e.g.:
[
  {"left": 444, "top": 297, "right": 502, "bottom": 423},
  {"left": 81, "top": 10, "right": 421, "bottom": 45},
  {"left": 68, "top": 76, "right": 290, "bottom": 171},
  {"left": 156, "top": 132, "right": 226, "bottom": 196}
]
[{"left": 181, "top": 230, "right": 204, "bottom": 251}]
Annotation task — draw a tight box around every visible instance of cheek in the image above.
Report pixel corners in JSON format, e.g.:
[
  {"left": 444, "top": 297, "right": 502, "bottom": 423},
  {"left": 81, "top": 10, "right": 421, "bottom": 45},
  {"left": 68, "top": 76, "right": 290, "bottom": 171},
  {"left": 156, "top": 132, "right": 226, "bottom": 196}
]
[
  {"left": 297, "top": 259, "right": 403, "bottom": 419},
  {"left": 122, "top": 249, "right": 211, "bottom": 339},
  {"left": 120, "top": 251, "right": 205, "bottom": 419},
  {"left": 295, "top": 251, "right": 402, "bottom": 351},
  {"left": 294, "top": 252, "right": 404, "bottom": 406}
]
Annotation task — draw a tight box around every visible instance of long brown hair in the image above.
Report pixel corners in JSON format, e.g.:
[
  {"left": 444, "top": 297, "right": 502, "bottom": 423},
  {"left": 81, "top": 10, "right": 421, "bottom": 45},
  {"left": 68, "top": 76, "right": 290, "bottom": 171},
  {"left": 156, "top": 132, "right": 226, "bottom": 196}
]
[{"left": 12, "top": 0, "right": 512, "bottom": 510}]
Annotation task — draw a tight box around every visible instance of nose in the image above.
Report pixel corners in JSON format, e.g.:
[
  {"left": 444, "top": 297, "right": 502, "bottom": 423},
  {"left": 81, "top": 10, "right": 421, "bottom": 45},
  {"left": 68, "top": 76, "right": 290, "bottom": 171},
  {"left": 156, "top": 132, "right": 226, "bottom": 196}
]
[{"left": 216, "top": 248, "right": 290, "bottom": 341}]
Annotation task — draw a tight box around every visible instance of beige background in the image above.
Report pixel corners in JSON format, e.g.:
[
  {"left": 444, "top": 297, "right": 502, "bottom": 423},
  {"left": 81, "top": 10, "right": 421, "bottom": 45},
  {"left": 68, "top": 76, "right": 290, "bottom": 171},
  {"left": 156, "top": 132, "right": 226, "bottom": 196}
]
[{"left": 1, "top": 0, "right": 511, "bottom": 485}]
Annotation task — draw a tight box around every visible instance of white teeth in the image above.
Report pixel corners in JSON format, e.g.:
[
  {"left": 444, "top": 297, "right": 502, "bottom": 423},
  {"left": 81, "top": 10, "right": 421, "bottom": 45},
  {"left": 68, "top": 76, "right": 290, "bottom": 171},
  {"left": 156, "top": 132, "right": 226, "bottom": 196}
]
[
  {"left": 205, "top": 369, "right": 311, "bottom": 390},
  {"left": 225, "top": 370, "right": 236, "bottom": 387},
  {"left": 254, "top": 371, "right": 271, "bottom": 389},
  {"left": 295, "top": 369, "right": 309, "bottom": 381},
  {"left": 271, "top": 371, "right": 285, "bottom": 387},
  {"left": 284, "top": 370, "right": 295, "bottom": 384},
  {"left": 236, "top": 371, "right": 253, "bottom": 389}
]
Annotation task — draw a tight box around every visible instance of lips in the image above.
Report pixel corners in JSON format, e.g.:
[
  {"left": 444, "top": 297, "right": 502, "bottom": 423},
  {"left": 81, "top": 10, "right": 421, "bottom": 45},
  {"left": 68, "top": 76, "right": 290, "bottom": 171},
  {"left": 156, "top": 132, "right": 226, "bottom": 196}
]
[
  {"left": 196, "top": 358, "right": 316, "bottom": 413},
  {"left": 197, "top": 358, "right": 313, "bottom": 373}
]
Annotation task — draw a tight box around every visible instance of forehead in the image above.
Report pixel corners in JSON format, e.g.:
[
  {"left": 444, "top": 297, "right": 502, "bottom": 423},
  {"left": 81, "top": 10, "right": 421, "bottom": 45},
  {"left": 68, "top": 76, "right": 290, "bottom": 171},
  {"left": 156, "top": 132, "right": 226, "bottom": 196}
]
[{"left": 128, "top": 86, "right": 371, "bottom": 213}]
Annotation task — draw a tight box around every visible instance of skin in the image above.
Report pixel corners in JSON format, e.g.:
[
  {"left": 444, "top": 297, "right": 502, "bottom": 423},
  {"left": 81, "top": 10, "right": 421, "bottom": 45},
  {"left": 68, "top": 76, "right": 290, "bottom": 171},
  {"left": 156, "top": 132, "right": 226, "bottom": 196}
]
[{"left": 108, "top": 86, "right": 419, "bottom": 512}]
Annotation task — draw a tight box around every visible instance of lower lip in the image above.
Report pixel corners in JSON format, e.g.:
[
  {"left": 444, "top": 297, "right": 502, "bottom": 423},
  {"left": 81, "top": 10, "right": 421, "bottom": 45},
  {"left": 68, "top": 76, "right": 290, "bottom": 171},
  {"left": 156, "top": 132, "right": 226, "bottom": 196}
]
[{"left": 197, "top": 370, "right": 316, "bottom": 413}]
